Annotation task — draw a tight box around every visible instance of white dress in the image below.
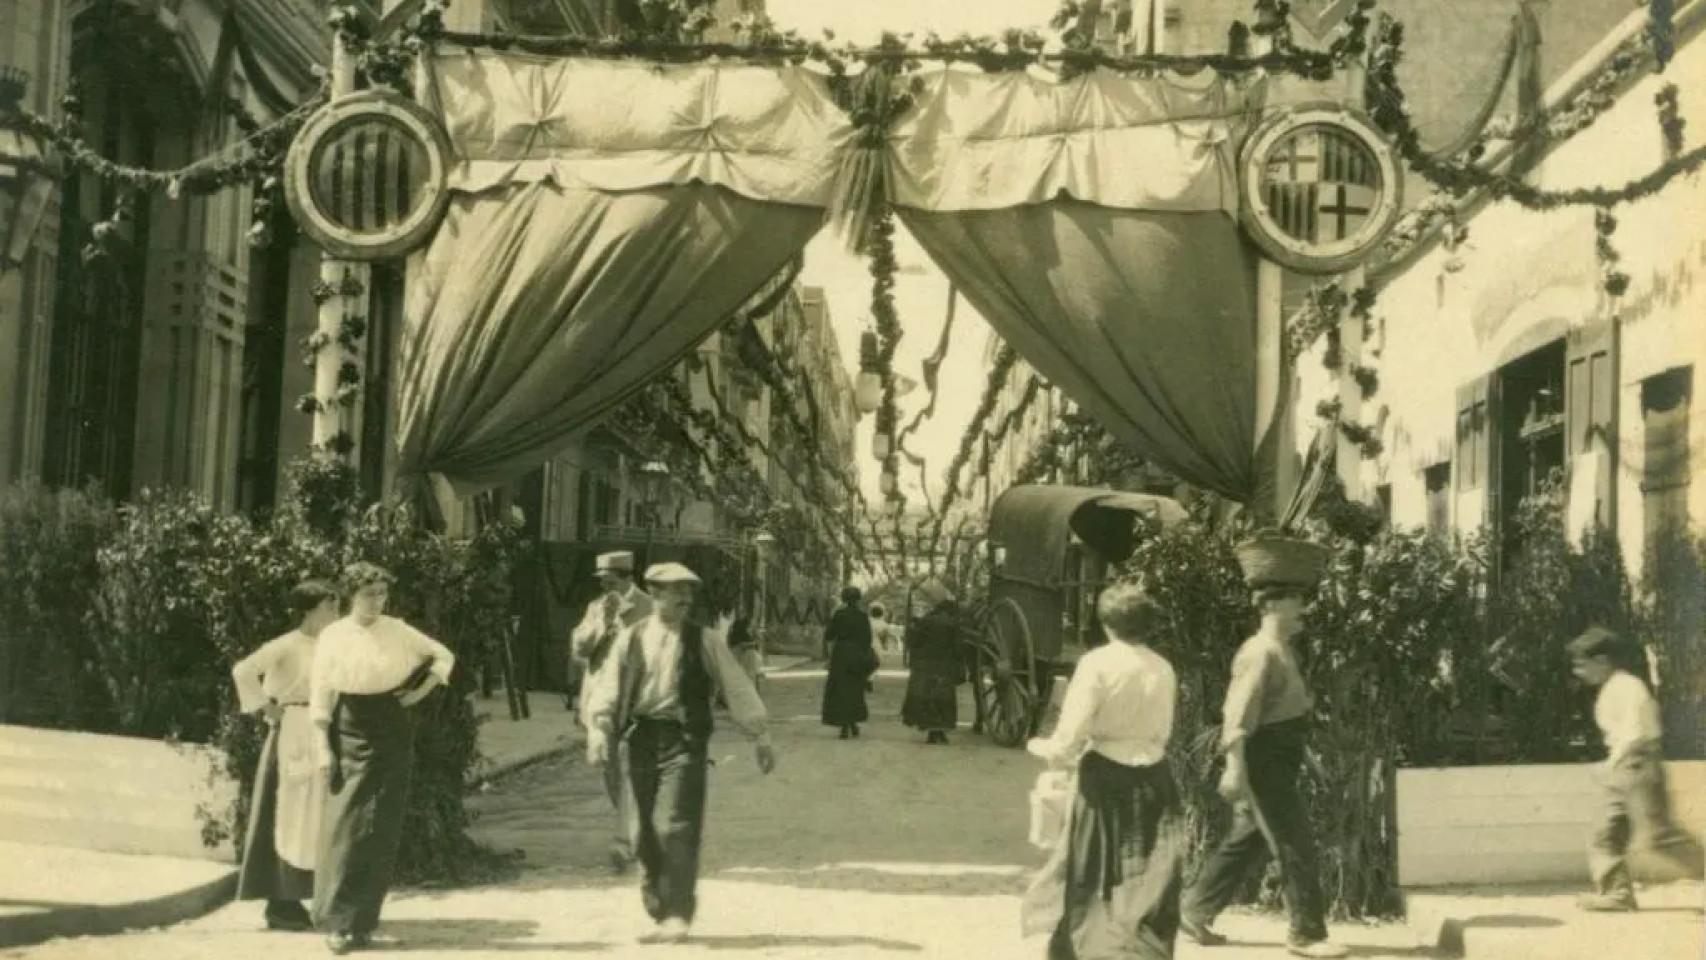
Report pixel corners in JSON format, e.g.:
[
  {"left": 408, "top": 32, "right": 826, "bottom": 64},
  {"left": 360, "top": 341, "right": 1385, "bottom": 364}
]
[{"left": 231, "top": 631, "right": 324, "bottom": 871}]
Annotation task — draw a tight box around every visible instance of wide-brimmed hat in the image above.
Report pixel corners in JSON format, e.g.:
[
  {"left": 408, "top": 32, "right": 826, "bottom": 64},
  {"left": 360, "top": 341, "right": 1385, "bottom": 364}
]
[
  {"left": 595, "top": 551, "right": 635, "bottom": 575},
  {"left": 645, "top": 562, "right": 702, "bottom": 586},
  {"left": 916, "top": 579, "right": 955, "bottom": 606}
]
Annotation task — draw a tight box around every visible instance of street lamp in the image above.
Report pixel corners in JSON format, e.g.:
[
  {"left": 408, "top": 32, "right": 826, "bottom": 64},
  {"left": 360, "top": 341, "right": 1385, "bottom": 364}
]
[
  {"left": 752, "top": 529, "right": 777, "bottom": 667},
  {"left": 637, "top": 460, "right": 671, "bottom": 567},
  {"left": 0, "top": 68, "right": 56, "bottom": 270}
]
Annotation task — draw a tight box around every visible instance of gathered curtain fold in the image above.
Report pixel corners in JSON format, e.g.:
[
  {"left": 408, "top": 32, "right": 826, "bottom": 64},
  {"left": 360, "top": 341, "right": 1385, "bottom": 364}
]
[
  {"left": 889, "top": 67, "right": 1277, "bottom": 504},
  {"left": 396, "top": 182, "right": 823, "bottom": 494},
  {"left": 901, "top": 202, "right": 1267, "bottom": 503}
]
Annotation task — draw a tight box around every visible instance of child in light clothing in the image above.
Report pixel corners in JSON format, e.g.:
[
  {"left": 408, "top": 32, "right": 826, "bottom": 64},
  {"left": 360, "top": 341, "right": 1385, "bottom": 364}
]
[{"left": 1567, "top": 625, "right": 1704, "bottom": 911}]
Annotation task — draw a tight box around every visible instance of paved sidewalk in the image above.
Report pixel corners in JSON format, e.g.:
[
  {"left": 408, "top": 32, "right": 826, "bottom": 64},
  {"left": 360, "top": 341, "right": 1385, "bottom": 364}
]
[{"left": 1407, "top": 880, "right": 1703, "bottom": 959}]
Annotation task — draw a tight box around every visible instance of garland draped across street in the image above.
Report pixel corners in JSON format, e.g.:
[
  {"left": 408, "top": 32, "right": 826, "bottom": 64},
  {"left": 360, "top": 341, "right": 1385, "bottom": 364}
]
[{"left": 11, "top": 0, "right": 1698, "bottom": 579}]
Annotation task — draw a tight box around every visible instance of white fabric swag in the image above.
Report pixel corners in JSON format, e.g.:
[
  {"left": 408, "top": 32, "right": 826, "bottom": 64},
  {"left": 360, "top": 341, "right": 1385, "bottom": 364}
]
[{"left": 398, "top": 50, "right": 1291, "bottom": 505}]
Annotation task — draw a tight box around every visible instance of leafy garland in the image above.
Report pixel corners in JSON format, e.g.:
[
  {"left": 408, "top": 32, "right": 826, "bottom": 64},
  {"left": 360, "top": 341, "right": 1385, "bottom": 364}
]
[{"left": 1278, "top": 1, "right": 1694, "bottom": 470}]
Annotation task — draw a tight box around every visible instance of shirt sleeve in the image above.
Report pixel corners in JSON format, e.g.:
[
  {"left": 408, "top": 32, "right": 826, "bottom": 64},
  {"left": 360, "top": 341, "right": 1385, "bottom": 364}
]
[
  {"left": 706, "top": 628, "right": 770, "bottom": 741},
  {"left": 230, "top": 636, "right": 282, "bottom": 714},
  {"left": 570, "top": 601, "right": 604, "bottom": 659},
  {"left": 1034, "top": 657, "right": 1100, "bottom": 762},
  {"left": 403, "top": 621, "right": 456, "bottom": 685},
  {"left": 308, "top": 633, "right": 338, "bottom": 730},
  {"left": 1221, "top": 647, "right": 1274, "bottom": 749},
  {"left": 586, "top": 627, "right": 632, "bottom": 737}
]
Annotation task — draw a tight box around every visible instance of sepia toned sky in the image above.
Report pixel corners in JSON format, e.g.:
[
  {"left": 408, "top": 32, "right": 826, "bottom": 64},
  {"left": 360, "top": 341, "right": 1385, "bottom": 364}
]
[{"left": 764, "top": 0, "right": 1062, "bottom": 508}]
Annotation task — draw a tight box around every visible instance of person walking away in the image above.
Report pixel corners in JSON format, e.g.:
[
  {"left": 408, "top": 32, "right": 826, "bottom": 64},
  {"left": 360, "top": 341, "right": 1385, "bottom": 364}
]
[
  {"left": 1022, "top": 582, "right": 1184, "bottom": 960},
  {"left": 822, "top": 586, "right": 879, "bottom": 739},
  {"left": 585, "top": 562, "right": 776, "bottom": 945},
  {"left": 1568, "top": 625, "right": 1705, "bottom": 911},
  {"left": 571, "top": 551, "right": 654, "bottom": 873},
  {"left": 1180, "top": 553, "right": 1347, "bottom": 958},
  {"left": 309, "top": 562, "right": 456, "bottom": 955},
  {"left": 231, "top": 579, "right": 342, "bottom": 931},
  {"left": 902, "top": 580, "right": 963, "bottom": 745}
]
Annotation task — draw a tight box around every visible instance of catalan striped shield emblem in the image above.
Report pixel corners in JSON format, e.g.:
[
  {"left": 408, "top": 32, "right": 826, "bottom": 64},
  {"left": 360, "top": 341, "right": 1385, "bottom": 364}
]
[
  {"left": 1239, "top": 105, "right": 1401, "bottom": 275},
  {"left": 284, "top": 91, "right": 453, "bottom": 262}
]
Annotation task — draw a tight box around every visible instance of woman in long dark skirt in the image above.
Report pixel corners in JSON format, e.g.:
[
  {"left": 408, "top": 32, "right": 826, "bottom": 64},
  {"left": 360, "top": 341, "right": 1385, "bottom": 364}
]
[
  {"left": 309, "top": 562, "right": 456, "bottom": 955},
  {"left": 232, "top": 580, "right": 342, "bottom": 931},
  {"left": 1021, "top": 582, "right": 1184, "bottom": 959},
  {"left": 822, "top": 586, "right": 878, "bottom": 739},
  {"left": 901, "top": 580, "right": 964, "bottom": 745}
]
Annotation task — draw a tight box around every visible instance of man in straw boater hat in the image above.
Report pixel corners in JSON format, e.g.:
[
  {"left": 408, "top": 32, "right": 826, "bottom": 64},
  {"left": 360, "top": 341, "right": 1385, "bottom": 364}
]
[
  {"left": 571, "top": 550, "right": 654, "bottom": 873},
  {"left": 585, "top": 562, "right": 776, "bottom": 945},
  {"left": 1178, "top": 536, "right": 1348, "bottom": 959}
]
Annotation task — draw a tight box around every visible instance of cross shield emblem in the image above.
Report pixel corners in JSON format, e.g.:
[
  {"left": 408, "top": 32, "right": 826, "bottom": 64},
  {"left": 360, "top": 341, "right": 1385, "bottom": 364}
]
[
  {"left": 1288, "top": 0, "right": 1358, "bottom": 39},
  {"left": 1238, "top": 105, "right": 1403, "bottom": 275}
]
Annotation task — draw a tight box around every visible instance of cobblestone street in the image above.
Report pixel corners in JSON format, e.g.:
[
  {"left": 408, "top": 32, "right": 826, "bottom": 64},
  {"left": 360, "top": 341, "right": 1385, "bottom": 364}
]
[{"left": 2, "top": 670, "right": 1428, "bottom": 960}]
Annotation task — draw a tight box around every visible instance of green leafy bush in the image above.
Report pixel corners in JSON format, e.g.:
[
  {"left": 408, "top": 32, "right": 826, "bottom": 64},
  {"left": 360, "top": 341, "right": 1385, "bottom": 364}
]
[
  {"left": 0, "top": 458, "right": 523, "bottom": 886},
  {"left": 0, "top": 483, "right": 116, "bottom": 730}
]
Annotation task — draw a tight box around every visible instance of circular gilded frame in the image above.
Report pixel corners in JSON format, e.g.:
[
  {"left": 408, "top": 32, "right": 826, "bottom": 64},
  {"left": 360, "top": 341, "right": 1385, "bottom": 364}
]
[
  {"left": 283, "top": 90, "right": 454, "bottom": 262},
  {"left": 1238, "top": 103, "right": 1404, "bottom": 276}
]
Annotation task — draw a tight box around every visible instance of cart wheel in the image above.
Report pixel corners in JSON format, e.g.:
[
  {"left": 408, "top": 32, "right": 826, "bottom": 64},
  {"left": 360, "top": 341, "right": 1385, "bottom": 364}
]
[{"left": 979, "top": 598, "right": 1037, "bottom": 748}]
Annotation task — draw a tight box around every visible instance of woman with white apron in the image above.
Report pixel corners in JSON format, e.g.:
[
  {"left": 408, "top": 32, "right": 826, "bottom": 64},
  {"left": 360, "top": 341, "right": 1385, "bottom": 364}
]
[{"left": 231, "top": 580, "right": 343, "bottom": 931}]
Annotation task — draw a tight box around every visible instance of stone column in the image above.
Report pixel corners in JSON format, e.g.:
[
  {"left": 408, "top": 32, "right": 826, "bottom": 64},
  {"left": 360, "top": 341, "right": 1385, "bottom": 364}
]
[{"left": 0, "top": 0, "right": 67, "bottom": 485}]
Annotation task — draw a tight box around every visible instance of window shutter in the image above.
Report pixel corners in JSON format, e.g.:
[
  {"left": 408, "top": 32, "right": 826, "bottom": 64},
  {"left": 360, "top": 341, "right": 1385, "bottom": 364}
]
[
  {"left": 1454, "top": 375, "right": 1499, "bottom": 534},
  {"left": 1566, "top": 322, "right": 1617, "bottom": 531}
]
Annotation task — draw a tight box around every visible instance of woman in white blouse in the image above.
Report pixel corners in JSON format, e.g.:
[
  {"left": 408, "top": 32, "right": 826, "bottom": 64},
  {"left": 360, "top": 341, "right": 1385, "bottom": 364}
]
[
  {"left": 308, "top": 562, "right": 456, "bottom": 955},
  {"left": 231, "top": 579, "right": 342, "bottom": 931},
  {"left": 1021, "top": 582, "right": 1185, "bottom": 960}
]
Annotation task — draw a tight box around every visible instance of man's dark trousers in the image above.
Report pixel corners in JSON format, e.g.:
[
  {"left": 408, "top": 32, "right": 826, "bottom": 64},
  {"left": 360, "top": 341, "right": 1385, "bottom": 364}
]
[
  {"left": 627, "top": 717, "right": 710, "bottom": 924},
  {"left": 1182, "top": 717, "right": 1329, "bottom": 946}
]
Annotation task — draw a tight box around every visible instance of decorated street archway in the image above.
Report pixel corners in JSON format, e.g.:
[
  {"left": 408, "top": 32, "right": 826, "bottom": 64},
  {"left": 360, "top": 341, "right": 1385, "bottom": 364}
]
[{"left": 275, "top": 3, "right": 1397, "bottom": 526}]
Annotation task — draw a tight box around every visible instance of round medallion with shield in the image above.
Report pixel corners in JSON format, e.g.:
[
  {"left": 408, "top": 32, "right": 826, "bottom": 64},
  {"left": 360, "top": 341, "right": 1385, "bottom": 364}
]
[
  {"left": 283, "top": 90, "right": 453, "bottom": 262},
  {"left": 1238, "top": 104, "right": 1403, "bottom": 275}
]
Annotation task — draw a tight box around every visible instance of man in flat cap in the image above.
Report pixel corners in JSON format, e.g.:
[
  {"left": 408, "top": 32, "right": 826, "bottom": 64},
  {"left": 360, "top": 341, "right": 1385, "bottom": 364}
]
[
  {"left": 586, "top": 562, "right": 776, "bottom": 945},
  {"left": 571, "top": 550, "right": 653, "bottom": 872}
]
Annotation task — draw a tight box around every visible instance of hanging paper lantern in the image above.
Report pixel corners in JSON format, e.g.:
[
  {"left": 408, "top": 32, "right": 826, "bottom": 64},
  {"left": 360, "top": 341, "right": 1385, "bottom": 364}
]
[
  {"left": 854, "top": 372, "right": 883, "bottom": 415},
  {"left": 872, "top": 431, "right": 892, "bottom": 461},
  {"left": 879, "top": 470, "right": 898, "bottom": 496}
]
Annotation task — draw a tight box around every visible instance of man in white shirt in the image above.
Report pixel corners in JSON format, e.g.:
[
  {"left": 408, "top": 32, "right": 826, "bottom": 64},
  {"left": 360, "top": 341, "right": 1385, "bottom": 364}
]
[
  {"left": 585, "top": 563, "right": 775, "bottom": 945},
  {"left": 571, "top": 551, "right": 654, "bottom": 873},
  {"left": 1568, "top": 625, "right": 1704, "bottom": 911}
]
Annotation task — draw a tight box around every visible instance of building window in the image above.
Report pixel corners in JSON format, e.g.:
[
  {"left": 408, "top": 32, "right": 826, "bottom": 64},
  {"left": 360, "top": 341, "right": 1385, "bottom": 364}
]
[
  {"left": 1424, "top": 463, "right": 1451, "bottom": 536},
  {"left": 236, "top": 225, "right": 292, "bottom": 517},
  {"left": 1641, "top": 366, "right": 1692, "bottom": 546}
]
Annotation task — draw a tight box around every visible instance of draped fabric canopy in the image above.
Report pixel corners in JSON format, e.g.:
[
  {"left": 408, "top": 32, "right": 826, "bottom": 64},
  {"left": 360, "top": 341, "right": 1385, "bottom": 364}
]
[{"left": 400, "top": 49, "right": 1284, "bottom": 505}]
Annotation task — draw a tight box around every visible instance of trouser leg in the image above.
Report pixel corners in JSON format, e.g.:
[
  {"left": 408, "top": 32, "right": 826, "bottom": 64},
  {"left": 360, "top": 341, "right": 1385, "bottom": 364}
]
[
  {"left": 1247, "top": 754, "right": 1329, "bottom": 944},
  {"left": 1181, "top": 801, "right": 1271, "bottom": 926},
  {"left": 1622, "top": 752, "right": 1705, "bottom": 883},
  {"left": 651, "top": 734, "right": 709, "bottom": 924}
]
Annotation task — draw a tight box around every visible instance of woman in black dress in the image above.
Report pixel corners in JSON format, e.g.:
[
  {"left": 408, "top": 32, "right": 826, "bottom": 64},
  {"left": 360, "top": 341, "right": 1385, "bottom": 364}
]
[
  {"left": 821, "top": 586, "right": 877, "bottom": 739},
  {"left": 901, "top": 580, "right": 963, "bottom": 745},
  {"left": 309, "top": 563, "right": 456, "bottom": 954}
]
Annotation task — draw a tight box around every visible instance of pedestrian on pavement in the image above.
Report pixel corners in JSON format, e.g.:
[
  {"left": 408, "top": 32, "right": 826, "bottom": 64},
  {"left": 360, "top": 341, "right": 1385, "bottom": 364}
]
[
  {"left": 570, "top": 551, "right": 654, "bottom": 873},
  {"left": 1021, "top": 582, "right": 1184, "bottom": 960},
  {"left": 585, "top": 562, "right": 777, "bottom": 945},
  {"left": 1179, "top": 558, "right": 1347, "bottom": 959},
  {"left": 231, "top": 578, "right": 343, "bottom": 932},
  {"left": 309, "top": 562, "right": 457, "bottom": 955},
  {"left": 902, "top": 579, "right": 963, "bottom": 745},
  {"left": 870, "top": 603, "right": 899, "bottom": 657},
  {"left": 1568, "top": 625, "right": 1705, "bottom": 911},
  {"left": 822, "top": 586, "right": 879, "bottom": 739}
]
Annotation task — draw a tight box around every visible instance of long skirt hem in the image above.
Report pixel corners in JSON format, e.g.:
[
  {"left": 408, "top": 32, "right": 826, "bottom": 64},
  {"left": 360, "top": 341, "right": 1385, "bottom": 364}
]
[{"left": 237, "top": 725, "right": 315, "bottom": 902}]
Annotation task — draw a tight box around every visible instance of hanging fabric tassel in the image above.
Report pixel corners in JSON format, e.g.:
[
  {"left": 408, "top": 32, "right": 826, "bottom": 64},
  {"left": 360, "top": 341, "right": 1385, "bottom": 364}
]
[{"left": 826, "top": 60, "right": 903, "bottom": 255}]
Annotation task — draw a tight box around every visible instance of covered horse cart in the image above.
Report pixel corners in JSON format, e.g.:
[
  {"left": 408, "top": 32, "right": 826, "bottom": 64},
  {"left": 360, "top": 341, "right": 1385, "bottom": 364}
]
[{"left": 967, "top": 485, "right": 1189, "bottom": 747}]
